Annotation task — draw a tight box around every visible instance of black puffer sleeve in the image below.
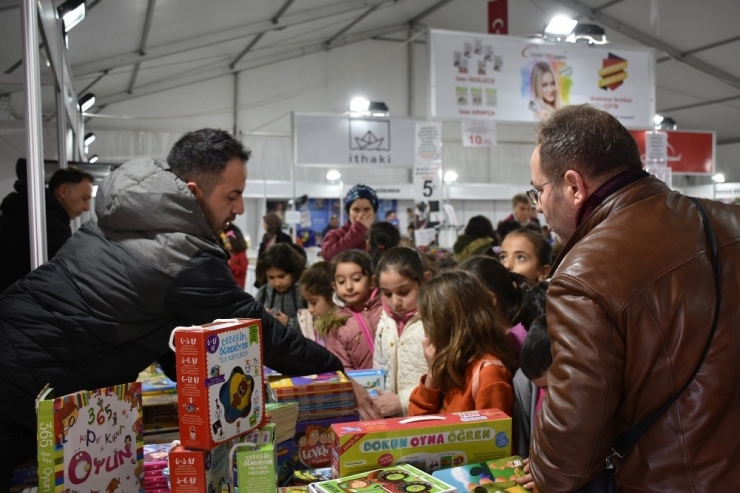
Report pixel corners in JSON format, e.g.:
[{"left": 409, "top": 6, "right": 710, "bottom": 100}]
[{"left": 163, "top": 250, "right": 343, "bottom": 376}]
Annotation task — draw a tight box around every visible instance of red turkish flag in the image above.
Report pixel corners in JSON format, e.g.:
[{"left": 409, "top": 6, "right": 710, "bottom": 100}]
[{"left": 488, "top": 0, "right": 508, "bottom": 34}]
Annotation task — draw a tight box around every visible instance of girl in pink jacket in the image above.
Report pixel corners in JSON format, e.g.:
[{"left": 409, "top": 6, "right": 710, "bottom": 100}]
[{"left": 325, "top": 250, "right": 382, "bottom": 370}]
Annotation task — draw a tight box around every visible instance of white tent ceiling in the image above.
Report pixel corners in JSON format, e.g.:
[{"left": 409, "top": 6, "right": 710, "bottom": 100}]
[{"left": 1, "top": 0, "right": 739, "bottom": 147}]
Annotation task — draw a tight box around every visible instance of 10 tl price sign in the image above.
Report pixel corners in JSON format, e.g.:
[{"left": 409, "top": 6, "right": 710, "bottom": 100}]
[{"left": 462, "top": 119, "right": 497, "bottom": 147}]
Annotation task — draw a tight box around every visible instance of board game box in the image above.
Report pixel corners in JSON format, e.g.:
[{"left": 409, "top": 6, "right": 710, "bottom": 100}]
[
  {"left": 172, "top": 318, "right": 265, "bottom": 450},
  {"left": 332, "top": 409, "right": 512, "bottom": 477},
  {"left": 309, "top": 463, "right": 455, "bottom": 493},
  {"left": 431, "top": 455, "right": 528, "bottom": 492}
]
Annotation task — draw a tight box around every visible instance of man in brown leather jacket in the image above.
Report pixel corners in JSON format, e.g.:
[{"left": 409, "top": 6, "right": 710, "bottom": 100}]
[{"left": 524, "top": 105, "right": 740, "bottom": 491}]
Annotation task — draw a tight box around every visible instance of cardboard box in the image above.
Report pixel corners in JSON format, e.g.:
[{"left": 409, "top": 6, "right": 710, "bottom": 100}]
[
  {"left": 234, "top": 424, "right": 277, "bottom": 493},
  {"left": 331, "top": 409, "right": 512, "bottom": 477},
  {"left": 431, "top": 455, "right": 528, "bottom": 492},
  {"left": 169, "top": 439, "right": 238, "bottom": 493},
  {"left": 277, "top": 414, "right": 359, "bottom": 470},
  {"left": 173, "top": 318, "right": 266, "bottom": 450},
  {"left": 310, "top": 463, "right": 455, "bottom": 493}
]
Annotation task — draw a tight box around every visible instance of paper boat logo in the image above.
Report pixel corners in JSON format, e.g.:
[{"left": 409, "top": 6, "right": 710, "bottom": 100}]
[{"left": 349, "top": 119, "right": 391, "bottom": 151}]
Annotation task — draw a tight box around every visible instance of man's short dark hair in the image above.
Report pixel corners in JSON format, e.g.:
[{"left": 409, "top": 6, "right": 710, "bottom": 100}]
[
  {"left": 520, "top": 315, "right": 552, "bottom": 381},
  {"left": 536, "top": 104, "right": 642, "bottom": 182},
  {"left": 167, "top": 128, "right": 251, "bottom": 183},
  {"left": 48, "top": 166, "right": 94, "bottom": 192}
]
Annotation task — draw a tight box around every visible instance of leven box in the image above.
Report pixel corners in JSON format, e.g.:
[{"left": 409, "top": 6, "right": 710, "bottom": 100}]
[
  {"left": 170, "top": 318, "right": 265, "bottom": 450},
  {"left": 331, "top": 409, "right": 512, "bottom": 478}
]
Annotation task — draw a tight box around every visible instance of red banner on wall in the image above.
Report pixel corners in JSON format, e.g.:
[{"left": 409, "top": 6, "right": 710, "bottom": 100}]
[
  {"left": 488, "top": 0, "right": 508, "bottom": 34},
  {"left": 629, "top": 130, "right": 715, "bottom": 174}
]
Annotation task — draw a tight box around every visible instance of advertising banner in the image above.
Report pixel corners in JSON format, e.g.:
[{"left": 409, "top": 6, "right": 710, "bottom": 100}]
[
  {"left": 629, "top": 130, "right": 715, "bottom": 174},
  {"left": 429, "top": 29, "right": 655, "bottom": 128},
  {"left": 295, "top": 113, "right": 421, "bottom": 168}
]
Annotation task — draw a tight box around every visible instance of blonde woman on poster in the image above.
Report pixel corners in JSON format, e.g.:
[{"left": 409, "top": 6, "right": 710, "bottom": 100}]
[{"left": 529, "top": 61, "right": 561, "bottom": 120}]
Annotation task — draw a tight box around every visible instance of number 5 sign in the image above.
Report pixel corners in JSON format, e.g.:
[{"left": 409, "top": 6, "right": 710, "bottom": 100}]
[{"left": 414, "top": 122, "right": 443, "bottom": 245}]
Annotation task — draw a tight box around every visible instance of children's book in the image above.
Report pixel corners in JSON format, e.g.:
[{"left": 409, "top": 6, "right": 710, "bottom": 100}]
[
  {"left": 36, "top": 382, "right": 144, "bottom": 493},
  {"left": 431, "top": 455, "right": 528, "bottom": 492}
]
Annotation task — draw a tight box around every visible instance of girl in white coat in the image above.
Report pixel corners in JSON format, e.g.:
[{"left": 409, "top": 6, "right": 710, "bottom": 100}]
[{"left": 372, "top": 247, "right": 435, "bottom": 416}]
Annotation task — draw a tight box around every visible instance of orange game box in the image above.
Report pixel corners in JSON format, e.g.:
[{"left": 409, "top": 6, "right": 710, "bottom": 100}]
[{"left": 171, "top": 318, "right": 266, "bottom": 450}]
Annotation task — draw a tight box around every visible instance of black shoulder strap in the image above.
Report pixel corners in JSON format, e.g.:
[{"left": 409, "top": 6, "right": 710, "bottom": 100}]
[{"left": 610, "top": 197, "right": 721, "bottom": 462}]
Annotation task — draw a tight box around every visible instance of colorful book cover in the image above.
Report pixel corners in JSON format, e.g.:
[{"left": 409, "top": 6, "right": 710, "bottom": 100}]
[
  {"left": 310, "top": 463, "right": 455, "bottom": 493},
  {"left": 269, "top": 372, "right": 351, "bottom": 396},
  {"left": 36, "top": 382, "right": 144, "bottom": 493},
  {"left": 431, "top": 455, "right": 528, "bottom": 492}
]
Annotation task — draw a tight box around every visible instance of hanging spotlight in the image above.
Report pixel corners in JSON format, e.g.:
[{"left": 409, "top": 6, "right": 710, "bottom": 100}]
[
  {"left": 88, "top": 154, "right": 99, "bottom": 163},
  {"left": 350, "top": 97, "right": 370, "bottom": 113},
  {"left": 545, "top": 15, "right": 578, "bottom": 36},
  {"left": 57, "top": 0, "right": 86, "bottom": 33},
  {"left": 84, "top": 132, "right": 96, "bottom": 146},
  {"left": 78, "top": 93, "right": 95, "bottom": 112},
  {"left": 712, "top": 173, "right": 725, "bottom": 183},
  {"left": 368, "top": 102, "right": 389, "bottom": 118}
]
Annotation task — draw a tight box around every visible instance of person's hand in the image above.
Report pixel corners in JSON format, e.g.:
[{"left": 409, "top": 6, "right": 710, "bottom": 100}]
[
  {"left": 356, "top": 211, "right": 375, "bottom": 230},
  {"left": 272, "top": 310, "right": 289, "bottom": 326},
  {"left": 422, "top": 337, "right": 436, "bottom": 369},
  {"left": 516, "top": 458, "right": 536, "bottom": 490},
  {"left": 372, "top": 389, "right": 402, "bottom": 417},
  {"left": 349, "top": 378, "right": 382, "bottom": 420}
]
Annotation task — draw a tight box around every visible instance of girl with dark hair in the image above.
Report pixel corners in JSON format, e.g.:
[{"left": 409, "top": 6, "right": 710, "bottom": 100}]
[
  {"left": 326, "top": 250, "right": 382, "bottom": 370},
  {"left": 255, "top": 243, "right": 307, "bottom": 333},
  {"left": 258, "top": 212, "right": 293, "bottom": 257},
  {"left": 372, "top": 247, "right": 435, "bottom": 416},
  {"left": 408, "top": 271, "right": 515, "bottom": 416},
  {"left": 499, "top": 228, "right": 552, "bottom": 284},
  {"left": 367, "top": 221, "right": 400, "bottom": 265}
]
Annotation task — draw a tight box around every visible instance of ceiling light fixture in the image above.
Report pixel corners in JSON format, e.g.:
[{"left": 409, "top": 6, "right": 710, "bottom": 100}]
[
  {"left": 544, "top": 15, "right": 578, "bottom": 36},
  {"left": 78, "top": 93, "right": 95, "bottom": 112},
  {"left": 712, "top": 173, "right": 725, "bottom": 183},
  {"left": 565, "top": 24, "right": 608, "bottom": 45},
  {"left": 443, "top": 170, "right": 459, "bottom": 184},
  {"left": 88, "top": 154, "right": 99, "bottom": 164},
  {"left": 84, "top": 132, "right": 96, "bottom": 146},
  {"left": 350, "top": 97, "right": 370, "bottom": 113},
  {"left": 57, "top": 0, "right": 86, "bottom": 33}
]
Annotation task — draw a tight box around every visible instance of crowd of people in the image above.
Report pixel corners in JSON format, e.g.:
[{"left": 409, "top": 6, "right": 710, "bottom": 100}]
[{"left": 1, "top": 105, "right": 738, "bottom": 491}]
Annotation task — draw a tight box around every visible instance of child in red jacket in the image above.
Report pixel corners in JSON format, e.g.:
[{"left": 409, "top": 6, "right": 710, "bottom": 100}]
[{"left": 409, "top": 270, "right": 515, "bottom": 416}]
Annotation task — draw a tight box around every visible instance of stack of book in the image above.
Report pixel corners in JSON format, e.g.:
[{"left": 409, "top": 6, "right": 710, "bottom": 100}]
[
  {"left": 137, "top": 363, "right": 179, "bottom": 442},
  {"left": 265, "top": 401, "right": 300, "bottom": 444},
  {"left": 143, "top": 443, "right": 172, "bottom": 492},
  {"left": 268, "top": 371, "right": 355, "bottom": 421}
]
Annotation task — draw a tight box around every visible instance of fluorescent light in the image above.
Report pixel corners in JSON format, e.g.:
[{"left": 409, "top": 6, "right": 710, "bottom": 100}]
[
  {"left": 326, "top": 170, "right": 342, "bottom": 181},
  {"left": 545, "top": 15, "right": 578, "bottom": 35},
  {"left": 350, "top": 97, "right": 370, "bottom": 113},
  {"left": 84, "top": 132, "right": 96, "bottom": 146},
  {"left": 78, "top": 93, "right": 95, "bottom": 112},
  {"left": 712, "top": 173, "right": 725, "bottom": 183},
  {"left": 88, "top": 154, "right": 99, "bottom": 164},
  {"left": 57, "top": 0, "right": 86, "bottom": 33},
  {"left": 443, "top": 170, "right": 459, "bottom": 184},
  {"left": 92, "top": 185, "right": 98, "bottom": 197}
]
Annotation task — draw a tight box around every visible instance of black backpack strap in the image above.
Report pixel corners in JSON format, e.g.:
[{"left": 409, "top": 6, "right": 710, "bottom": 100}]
[{"left": 608, "top": 197, "right": 721, "bottom": 466}]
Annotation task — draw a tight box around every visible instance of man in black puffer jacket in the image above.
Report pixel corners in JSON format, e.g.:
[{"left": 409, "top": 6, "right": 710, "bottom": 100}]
[{"left": 0, "top": 129, "right": 376, "bottom": 486}]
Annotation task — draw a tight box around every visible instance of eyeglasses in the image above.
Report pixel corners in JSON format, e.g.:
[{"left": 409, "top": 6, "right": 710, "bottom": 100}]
[{"left": 526, "top": 175, "right": 564, "bottom": 205}]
